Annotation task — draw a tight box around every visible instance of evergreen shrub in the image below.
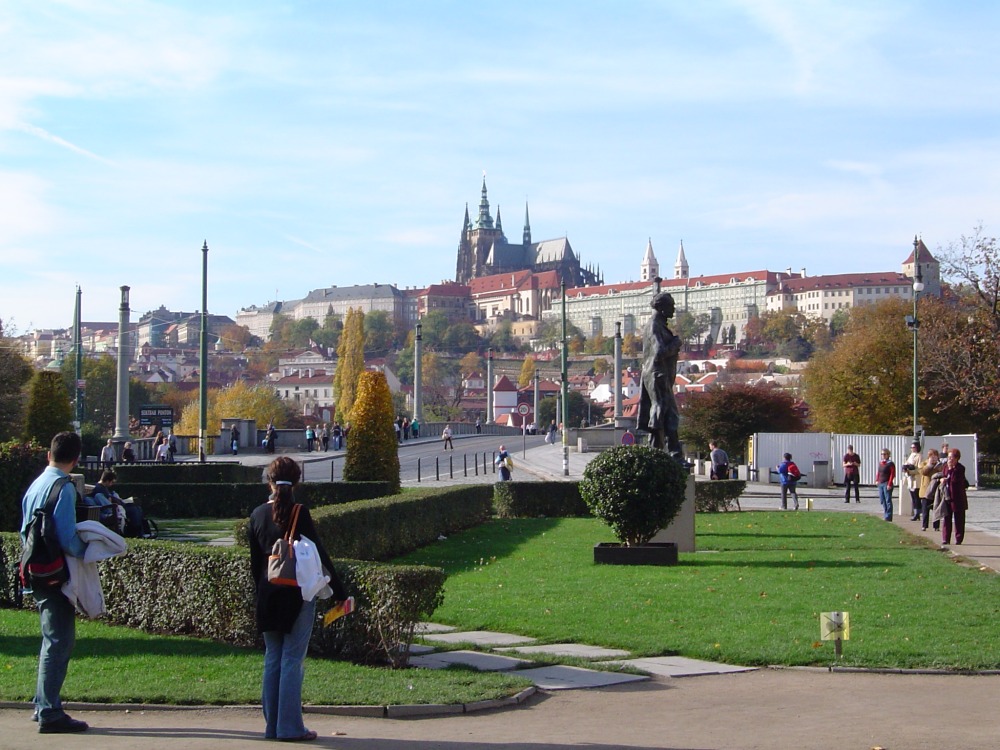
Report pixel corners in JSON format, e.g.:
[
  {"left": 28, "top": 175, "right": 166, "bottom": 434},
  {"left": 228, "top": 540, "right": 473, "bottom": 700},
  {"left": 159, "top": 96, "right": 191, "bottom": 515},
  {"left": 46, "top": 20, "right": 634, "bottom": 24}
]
[
  {"left": 0, "top": 440, "right": 46, "bottom": 532},
  {"left": 579, "top": 445, "right": 688, "bottom": 546},
  {"left": 493, "top": 481, "right": 591, "bottom": 518},
  {"left": 694, "top": 479, "right": 747, "bottom": 512},
  {"left": 343, "top": 371, "right": 400, "bottom": 492}
]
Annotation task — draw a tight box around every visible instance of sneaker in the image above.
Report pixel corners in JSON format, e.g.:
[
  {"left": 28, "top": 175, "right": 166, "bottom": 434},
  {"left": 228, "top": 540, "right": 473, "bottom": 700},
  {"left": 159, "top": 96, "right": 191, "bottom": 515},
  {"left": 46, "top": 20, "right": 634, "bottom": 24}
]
[{"left": 39, "top": 716, "right": 88, "bottom": 734}]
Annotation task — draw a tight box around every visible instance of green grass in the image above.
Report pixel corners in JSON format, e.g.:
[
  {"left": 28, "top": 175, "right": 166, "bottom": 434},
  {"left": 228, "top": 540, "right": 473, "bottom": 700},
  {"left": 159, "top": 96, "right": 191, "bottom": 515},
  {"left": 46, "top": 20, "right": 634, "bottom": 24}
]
[
  {"left": 155, "top": 518, "right": 239, "bottom": 544},
  {"left": 0, "top": 609, "right": 529, "bottom": 706},
  {"left": 395, "top": 512, "right": 1000, "bottom": 670}
]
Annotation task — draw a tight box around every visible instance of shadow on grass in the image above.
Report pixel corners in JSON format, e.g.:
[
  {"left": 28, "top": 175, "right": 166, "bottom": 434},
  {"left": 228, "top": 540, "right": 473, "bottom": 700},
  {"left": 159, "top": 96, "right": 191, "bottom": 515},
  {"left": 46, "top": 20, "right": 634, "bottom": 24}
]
[
  {"left": 698, "top": 532, "right": 839, "bottom": 540},
  {"left": 2, "top": 634, "right": 252, "bottom": 659},
  {"left": 677, "top": 559, "right": 902, "bottom": 569},
  {"left": 400, "top": 517, "right": 565, "bottom": 574}
]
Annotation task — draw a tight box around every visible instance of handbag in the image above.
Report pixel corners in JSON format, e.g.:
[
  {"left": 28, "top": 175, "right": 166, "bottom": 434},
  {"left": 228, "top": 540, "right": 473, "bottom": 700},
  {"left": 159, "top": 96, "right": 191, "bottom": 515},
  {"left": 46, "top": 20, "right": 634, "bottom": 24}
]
[
  {"left": 20, "top": 477, "right": 72, "bottom": 592},
  {"left": 293, "top": 534, "right": 332, "bottom": 601},
  {"left": 267, "top": 503, "right": 302, "bottom": 587}
]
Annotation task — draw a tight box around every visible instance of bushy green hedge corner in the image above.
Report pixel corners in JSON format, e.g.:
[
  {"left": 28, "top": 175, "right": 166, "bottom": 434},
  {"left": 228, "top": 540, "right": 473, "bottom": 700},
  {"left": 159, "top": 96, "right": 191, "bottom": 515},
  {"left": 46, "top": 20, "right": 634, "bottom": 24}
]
[
  {"left": 579, "top": 445, "right": 688, "bottom": 546},
  {"left": 694, "top": 479, "right": 747, "bottom": 512},
  {"left": 493, "top": 481, "right": 590, "bottom": 518},
  {"left": 0, "top": 441, "right": 47, "bottom": 533}
]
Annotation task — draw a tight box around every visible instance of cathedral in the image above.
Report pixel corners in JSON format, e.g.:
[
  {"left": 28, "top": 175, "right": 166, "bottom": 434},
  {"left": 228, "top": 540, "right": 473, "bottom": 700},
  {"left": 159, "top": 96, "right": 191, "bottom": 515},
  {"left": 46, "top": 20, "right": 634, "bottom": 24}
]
[{"left": 454, "top": 177, "right": 603, "bottom": 287}]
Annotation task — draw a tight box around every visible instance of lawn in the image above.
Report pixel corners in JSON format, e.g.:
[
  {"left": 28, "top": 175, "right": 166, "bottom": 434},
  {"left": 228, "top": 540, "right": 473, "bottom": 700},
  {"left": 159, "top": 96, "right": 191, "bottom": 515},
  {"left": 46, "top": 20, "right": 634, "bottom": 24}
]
[
  {"left": 0, "top": 609, "right": 529, "bottom": 706},
  {"left": 396, "top": 512, "right": 1000, "bottom": 670}
]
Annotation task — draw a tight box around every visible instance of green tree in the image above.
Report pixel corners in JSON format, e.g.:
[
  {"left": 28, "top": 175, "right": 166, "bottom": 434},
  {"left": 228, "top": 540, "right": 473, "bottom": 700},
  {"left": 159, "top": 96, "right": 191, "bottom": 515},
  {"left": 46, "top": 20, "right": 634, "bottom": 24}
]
[
  {"left": 518, "top": 356, "right": 537, "bottom": 388},
  {"left": 679, "top": 382, "right": 807, "bottom": 463},
  {"left": 802, "top": 298, "right": 913, "bottom": 434},
  {"left": 421, "top": 351, "right": 459, "bottom": 419},
  {"left": 536, "top": 390, "right": 589, "bottom": 429},
  {"left": 0, "top": 319, "right": 32, "bottom": 440},
  {"left": 60, "top": 354, "right": 152, "bottom": 435},
  {"left": 364, "top": 310, "right": 395, "bottom": 355},
  {"left": 442, "top": 321, "right": 482, "bottom": 352},
  {"left": 333, "top": 308, "right": 365, "bottom": 422},
  {"left": 343, "top": 370, "right": 400, "bottom": 491},
  {"left": 312, "top": 312, "right": 343, "bottom": 350},
  {"left": 673, "top": 310, "right": 711, "bottom": 349},
  {"left": 488, "top": 321, "right": 520, "bottom": 353},
  {"left": 592, "top": 358, "right": 610, "bottom": 376},
  {"left": 420, "top": 311, "right": 450, "bottom": 349},
  {"left": 24, "top": 371, "right": 73, "bottom": 445}
]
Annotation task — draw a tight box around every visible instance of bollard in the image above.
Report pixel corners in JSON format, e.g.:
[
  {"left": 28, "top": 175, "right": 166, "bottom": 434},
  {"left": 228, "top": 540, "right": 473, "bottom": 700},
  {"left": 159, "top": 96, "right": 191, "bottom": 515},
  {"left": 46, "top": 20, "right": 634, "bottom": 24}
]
[
  {"left": 492, "top": 452, "right": 496, "bottom": 473},
  {"left": 806, "top": 498, "right": 813, "bottom": 511},
  {"left": 330, "top": 459, "right": 335, "bottom": 482},
  {"left": 474, "top": 453, "right": 478, "bottom": 475},
  {"left": 435, "top": 456, "right": 440, "bottom": 481},
  {"left": 449, "top": 455, "right": 454, "bottom": 479},
  {"left": 464, "top": 453, "right": 468, "bottom": 477},
  {"left": 417, "top": 457, "right": 421, "bottom": 483}
]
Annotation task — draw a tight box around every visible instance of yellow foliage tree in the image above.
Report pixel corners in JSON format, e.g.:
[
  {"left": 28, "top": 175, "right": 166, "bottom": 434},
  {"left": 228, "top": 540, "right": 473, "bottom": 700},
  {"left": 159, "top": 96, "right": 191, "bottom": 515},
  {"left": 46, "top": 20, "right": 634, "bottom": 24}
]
[
  {"left": 176, "top": 381, "right": 290, "bottom": 436},
  {"left": 343, "top": 370, "right": 400, "bottom": 491},
  {"left": 334, "top": 307, "right": 365, "bottom": 423},
  {"left": 518, "top": 355, "right": 537, "bottom": 388}
]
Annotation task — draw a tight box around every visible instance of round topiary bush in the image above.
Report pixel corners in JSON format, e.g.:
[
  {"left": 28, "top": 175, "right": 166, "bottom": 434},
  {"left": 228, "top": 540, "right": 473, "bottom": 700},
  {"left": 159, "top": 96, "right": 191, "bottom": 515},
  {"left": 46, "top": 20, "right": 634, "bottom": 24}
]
[{"left": 579, "top": 445, "right": 688, "bottom": 546}]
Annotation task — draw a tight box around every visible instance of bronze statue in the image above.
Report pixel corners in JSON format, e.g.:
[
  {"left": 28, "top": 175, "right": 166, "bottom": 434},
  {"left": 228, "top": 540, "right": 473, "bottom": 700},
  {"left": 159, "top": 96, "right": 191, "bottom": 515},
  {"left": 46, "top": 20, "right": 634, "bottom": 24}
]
[{"left": 637, "top": 292, "right": 683, "bottom": 457}]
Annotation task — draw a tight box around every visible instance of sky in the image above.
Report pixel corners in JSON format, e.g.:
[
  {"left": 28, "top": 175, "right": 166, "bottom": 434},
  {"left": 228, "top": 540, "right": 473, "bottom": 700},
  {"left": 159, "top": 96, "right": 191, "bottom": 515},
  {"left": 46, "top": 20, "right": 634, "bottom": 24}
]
[{"left": 2, "top": 0, "right": 999, "bottom": 332}]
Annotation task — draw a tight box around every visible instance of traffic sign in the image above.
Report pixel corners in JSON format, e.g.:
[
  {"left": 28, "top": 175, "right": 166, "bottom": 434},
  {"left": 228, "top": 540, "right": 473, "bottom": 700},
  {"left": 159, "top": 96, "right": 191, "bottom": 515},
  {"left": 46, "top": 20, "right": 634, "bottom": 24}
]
[{"left": 517, "top": 403, "right": 531, "bottom": 416}]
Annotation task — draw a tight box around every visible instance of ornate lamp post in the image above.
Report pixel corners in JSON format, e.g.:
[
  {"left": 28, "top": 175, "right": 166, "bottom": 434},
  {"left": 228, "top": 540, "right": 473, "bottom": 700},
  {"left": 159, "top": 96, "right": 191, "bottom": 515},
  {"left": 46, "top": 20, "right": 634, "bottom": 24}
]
[{"left": 905, "top": 237, "right": 925, "bottom": 444}]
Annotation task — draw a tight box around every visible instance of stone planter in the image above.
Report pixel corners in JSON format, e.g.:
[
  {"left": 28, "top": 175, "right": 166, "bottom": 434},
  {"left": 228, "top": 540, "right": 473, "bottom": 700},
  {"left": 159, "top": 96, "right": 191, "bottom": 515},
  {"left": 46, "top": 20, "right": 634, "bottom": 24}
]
[{"left": 593, "top": 542, "right": 678, "bottom": 566}]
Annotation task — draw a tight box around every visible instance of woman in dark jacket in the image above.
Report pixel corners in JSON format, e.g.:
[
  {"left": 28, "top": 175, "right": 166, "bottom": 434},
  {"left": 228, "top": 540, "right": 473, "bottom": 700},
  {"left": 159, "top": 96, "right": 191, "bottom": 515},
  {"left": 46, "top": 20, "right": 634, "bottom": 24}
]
[
  {"left": 247, "top": 456, "right": 345, "bottom": 742},
  {"left": 941, "top": 448, "right": 970, "bottom": 546}
]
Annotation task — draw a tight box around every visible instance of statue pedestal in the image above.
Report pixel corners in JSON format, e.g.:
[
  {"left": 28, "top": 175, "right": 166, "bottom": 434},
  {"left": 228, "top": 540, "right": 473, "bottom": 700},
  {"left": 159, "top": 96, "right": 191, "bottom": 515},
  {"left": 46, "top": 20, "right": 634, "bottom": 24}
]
[{"left": 650, "top": 474, "right": 696, "bottom": 553}]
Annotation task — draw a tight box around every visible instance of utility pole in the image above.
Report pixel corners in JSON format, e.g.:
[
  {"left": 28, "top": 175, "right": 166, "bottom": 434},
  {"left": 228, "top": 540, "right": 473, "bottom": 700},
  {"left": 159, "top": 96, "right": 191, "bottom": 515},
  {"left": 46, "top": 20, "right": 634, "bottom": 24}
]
[
  {"left": 112, "top": 286, "right": 131, "bottom": 449},
  {"left": 199, "top": 241, "right": 209, "bottom": 462},
  {"left": 561, "top": 279, "right": 569, "bottom": 476},
  {"left": 73, "top": 286, "right": 84, "bottom": 433}
]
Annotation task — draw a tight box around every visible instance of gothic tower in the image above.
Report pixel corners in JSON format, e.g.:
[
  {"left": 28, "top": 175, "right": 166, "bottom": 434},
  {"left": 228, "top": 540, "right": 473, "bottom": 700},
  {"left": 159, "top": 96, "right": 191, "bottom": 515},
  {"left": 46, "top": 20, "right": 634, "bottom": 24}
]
[
  {"left": 674, "top": 240, "right": 689, "bottom": 280},
  {"left": 640, "top": 237, "right": 659, "bottom": 282}
]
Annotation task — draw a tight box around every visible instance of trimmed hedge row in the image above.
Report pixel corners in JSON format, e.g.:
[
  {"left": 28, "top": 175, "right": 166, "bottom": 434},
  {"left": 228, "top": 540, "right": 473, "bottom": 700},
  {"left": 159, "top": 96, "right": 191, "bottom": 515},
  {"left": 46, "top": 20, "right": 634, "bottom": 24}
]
[
  {"left": 117, "top": 481, "right": 396, "bottom": 519},
  {"left": 0, "top": 533, "right": 443, "bottom": 667},
  {"left": 493, "top": 481, "right": 591, "bottom": 518},
  {"left": 84, "top": 462, "right": 264, "bottom": 485},
  {"left": 0, "top": 442, "right": 47, "bottom": 533},
  {"left": 694, "top": 479, "right": 747, "bottom": 512}
]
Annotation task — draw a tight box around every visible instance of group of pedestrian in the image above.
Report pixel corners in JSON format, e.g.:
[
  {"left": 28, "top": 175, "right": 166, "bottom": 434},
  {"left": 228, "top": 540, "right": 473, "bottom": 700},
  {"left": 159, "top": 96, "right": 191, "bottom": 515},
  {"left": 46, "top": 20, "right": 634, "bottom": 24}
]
[
  {"left": 100, "top": 439, "right": 137, "bottom": 466},
  {"left": 899, "top": 441, "right": 969, "bottom": 545},
  {"left": 152, "top": 430, "right": 176, "bottom": 462},
  {"left": 393, "top": 416, "right": 414, "bottom": 443}
]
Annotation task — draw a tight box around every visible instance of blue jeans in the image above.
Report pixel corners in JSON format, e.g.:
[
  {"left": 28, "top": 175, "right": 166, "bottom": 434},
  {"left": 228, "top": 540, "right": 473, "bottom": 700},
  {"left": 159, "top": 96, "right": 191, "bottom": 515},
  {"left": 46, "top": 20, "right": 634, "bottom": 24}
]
[
  {"left": 878, "top": 483, "right": 893, "bottom": 520},
  {"left": 34, "top": 590, "right": 76, "bottom": 723},
  {"left": 262, "top": 599, "right": 316, "bottom": 739}
]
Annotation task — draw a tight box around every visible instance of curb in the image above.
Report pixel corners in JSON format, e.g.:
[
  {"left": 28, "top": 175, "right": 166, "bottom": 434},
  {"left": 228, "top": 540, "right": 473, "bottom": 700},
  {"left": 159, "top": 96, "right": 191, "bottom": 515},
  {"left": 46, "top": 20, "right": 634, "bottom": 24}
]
[{"left": 0, "top": 687, "right": 539, "bottom": 720}]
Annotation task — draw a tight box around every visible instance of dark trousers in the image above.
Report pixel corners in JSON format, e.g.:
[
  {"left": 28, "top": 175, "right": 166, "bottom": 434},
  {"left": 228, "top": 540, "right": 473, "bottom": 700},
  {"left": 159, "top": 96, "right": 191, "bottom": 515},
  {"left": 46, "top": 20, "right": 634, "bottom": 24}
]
[
  {"left": 919, "top": 496, "right": 932, "bottom": 530},
  {"left": 909, "top": 488, "right": 921, "bottom": 517},
  {"left": 942, "top": 503, "right": 966, "bottom": 545},
  {"left": 844, "top": 473, "right": 860, "bottom": 502}
]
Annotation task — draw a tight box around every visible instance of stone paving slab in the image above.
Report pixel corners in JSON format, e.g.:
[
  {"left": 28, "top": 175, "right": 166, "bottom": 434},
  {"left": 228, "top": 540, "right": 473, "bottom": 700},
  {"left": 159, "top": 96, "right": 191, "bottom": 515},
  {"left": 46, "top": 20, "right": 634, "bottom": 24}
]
[
  {"left": 495, "top": 643, "right": 631, "bottom": 659},
  {"left": 407, "top": 651, "right": 532, "bottom": 672},
  {"left": 419, "top": 630, "right": 537, "bottom": 647},
  {"left": 600, "top": 655, "right": 757, "bottom": 678},
  {"left": 515, "top": 665, "right": 649, "bottom": 690},
  {"left": 402, "top": 643, "right": 436, "bottom": 655},
  {"left": 414, "top": 622, "right": 457, "bottom": 634}
]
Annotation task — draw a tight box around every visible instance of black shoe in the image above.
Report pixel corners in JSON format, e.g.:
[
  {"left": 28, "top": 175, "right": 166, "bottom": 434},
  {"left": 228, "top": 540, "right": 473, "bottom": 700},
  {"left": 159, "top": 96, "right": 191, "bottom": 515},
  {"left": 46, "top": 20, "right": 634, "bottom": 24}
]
[
  {"left": 39, "top": 716, "right": 88, "bottom": 734},
  {"left": 844, "top": 500, "right": 850, "bottom": 504}
]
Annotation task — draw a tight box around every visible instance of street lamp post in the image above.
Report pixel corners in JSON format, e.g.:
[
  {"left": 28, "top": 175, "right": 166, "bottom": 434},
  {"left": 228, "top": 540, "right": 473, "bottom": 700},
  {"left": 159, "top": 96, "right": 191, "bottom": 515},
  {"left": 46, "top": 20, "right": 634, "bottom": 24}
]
[{"left": 906, "top": 236, "right": 925, "bottom": 444}]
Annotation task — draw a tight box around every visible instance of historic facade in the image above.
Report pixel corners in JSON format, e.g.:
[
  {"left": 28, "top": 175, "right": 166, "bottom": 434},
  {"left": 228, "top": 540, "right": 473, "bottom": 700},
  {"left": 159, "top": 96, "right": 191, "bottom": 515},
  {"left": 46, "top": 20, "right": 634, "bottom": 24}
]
[{"left": 455, "top": 177, "right": 602, "bottom": 288}]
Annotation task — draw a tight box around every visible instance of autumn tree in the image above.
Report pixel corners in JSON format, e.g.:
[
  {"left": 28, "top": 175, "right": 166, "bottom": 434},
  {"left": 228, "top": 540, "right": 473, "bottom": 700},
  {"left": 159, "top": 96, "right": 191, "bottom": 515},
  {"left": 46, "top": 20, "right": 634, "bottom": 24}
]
[
  {"left": 518, "top": 356, "right": 537, "bottom": 388},
  {"left": 592, "top": 358, "right": 610, "bottom": 376},
  {"left": 459, "top": 351, "right": 484, "bottom": 378},
  {"left": 24, "top": 371, "right": 74, "bottom": 446},
  {"left": 802, "top": 298, "right": 914, "bottom": 434},
  {"left": 679, "top": 382, "right": 807, "bottom": 463},
  {"left": 0, "top": 319, "right": 32, "bottom": 440},
  {"left": 621, "top": 332, "right": 641, "bottom": 357},
  {"left": 420, "top": 351, "right": 459, "bottom": 420},
  {"left": 333, "top": 307, "right": 365, "bottom": 422},
  {"left": 919, "top": 225, "right": 1000, "bottom": 425},
  {"left": 343, "top": 370, "right": 400, "bottom": 491},
  {"left": 219, "top": 324, "right": 254, "bottom": 351},
  {"left": 176, "top": 380, "right": 292, "bottom": 436}
]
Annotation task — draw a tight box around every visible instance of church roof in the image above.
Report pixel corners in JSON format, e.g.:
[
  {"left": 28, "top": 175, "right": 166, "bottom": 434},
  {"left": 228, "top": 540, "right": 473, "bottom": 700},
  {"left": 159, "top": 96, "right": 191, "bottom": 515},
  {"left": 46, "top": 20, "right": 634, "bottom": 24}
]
[
  {"left": 532, "top": 237, "right": 575, "bottom": 265},
  {"left": 771, "top": 272, "right": 912, "bottom": 295},
  {"left": 469, "top": 269, "right": 534, "bottom": 295},
  {"left": 902, "top": 237, "right": 936, "bottom": 265}
]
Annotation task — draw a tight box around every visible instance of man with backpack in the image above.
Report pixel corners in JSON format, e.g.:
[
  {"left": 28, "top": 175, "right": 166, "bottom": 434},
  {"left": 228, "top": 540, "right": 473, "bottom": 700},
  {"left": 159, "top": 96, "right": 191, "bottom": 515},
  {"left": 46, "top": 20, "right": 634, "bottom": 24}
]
[
  {"left": 19, "top": 432, "right": 90, "bottom": 734},
  {"left": 776, "top": 452, "right": 801, "bottom": 511}
]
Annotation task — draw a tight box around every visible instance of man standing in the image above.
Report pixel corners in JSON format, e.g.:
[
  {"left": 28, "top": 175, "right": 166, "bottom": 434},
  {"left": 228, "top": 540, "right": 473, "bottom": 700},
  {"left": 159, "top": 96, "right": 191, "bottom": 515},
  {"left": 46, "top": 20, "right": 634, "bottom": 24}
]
[
  {"left": 230, "top": 424, "right": 240, "bottom": 456},
  {"left": 708, "top": 441, "right": 729, "bottom": 480},
  {"left": 20, "top": 432, "right": 90, "bottom": 734},
  {"left": 842, "top": 444, "right": 861, "bottom": 503},
  {"left": 876, "top": 448, "right": 896, "bottom": 521},
  {"left": 99, "top": 439, "right": 115, "bottom": 469}
]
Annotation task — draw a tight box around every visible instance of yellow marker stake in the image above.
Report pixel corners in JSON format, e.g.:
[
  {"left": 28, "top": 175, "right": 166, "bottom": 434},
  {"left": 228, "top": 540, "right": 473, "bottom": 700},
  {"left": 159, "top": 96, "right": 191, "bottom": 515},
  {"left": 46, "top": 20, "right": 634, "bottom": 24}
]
[{"left": 820, "top": 611, "right": 850, "bottom": 658}]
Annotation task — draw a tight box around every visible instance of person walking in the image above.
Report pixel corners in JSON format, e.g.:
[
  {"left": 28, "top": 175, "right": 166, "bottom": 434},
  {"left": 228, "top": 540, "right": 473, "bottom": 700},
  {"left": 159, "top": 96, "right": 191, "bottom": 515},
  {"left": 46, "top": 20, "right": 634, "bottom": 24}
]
[
  {"left": 320, "top": 424, "right": 329, "bottom": 452},
  {"left": 100, "top": 439, "right": 116, "bottom": 469},
  {"left": 230, "top": 424, "right": 240, "bottom": 456},
  {"left": 166, "top": 431, "right": 177, "bottom": 462},
  {"left": 120, "top": 441, "right": 136, "bottom": 464},
  {"left": 410, "top": 417, "right": 419, "bottom": 439},
  {"left": 708, "top": 441, "right": 729, "bottom": 480},
  {"left": 442, "top": 424, "right": 453, "bottom": 450},
  {"left": 264, "top": 424, "right": 277, "bottom": 454},
  {"left": 776, "top": 452, "right": 801, "bottom": 510},
  {"left": 475, "top": 418, "right": 482, "bottom": 434},
  {"left": 495, "top": 444, "right": 513, "bottom": 481},
  {"left": 331, "top": 422, "right": 342, "bottom": 451},
  {"left": 304, "top": 425, "right": 315, "bottom": 453},
  {"left": 402, "top": 417, "right": 410, "bottom": 441},
  {"left": 941, "top": 448, "right": 970, "bottom": 546},
  {"left": 918, "top": 448, "right": 943, "bottom": 532},
  {"left": 247, "top": 456, "right": 347, "bottom": 742},
  {"left": 875, "top": 448, "right": 896, "bottom": 521},
  {"left": 904, "top": 441, "right": 923, "bottom": 520},
  {"left": 20, "top": 431, "right": 90, "bottom": 734},
  {"left": 842, "top": 444, "right": 861, "bottom": 503}
]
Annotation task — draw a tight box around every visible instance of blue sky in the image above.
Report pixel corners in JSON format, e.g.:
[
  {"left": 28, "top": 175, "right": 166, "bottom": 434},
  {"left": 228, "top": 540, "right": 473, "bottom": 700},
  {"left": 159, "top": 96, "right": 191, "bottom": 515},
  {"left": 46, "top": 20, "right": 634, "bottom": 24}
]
[{"left": 3, "top": 1, "right": 999, "bottom": 331}]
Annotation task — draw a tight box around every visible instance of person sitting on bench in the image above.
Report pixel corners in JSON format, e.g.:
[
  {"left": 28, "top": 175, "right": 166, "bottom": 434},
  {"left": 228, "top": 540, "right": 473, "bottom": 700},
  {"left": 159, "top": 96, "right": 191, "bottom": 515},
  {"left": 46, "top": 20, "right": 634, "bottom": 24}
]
[{"left": 89, "top": 470, "right": 153, "bottom": 538}]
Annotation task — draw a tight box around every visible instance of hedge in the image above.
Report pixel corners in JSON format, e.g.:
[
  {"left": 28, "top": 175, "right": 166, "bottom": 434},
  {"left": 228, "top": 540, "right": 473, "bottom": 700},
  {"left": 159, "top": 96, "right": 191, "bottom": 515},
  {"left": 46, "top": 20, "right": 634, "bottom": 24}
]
[
  {"left": 0, "top": 442, "right": 47, "bottom": 533},
  {"left": 694, "top": 479, "right": 747, "bottom": 512},
  {"left": 83, "top": 462, "right": 264, "bottom": 485},
  {"left": 0, "top": 533, "right": 442, "bottom": 667},
  {"left": 115, "top": 481, "right": 396, "bottom": 519},
  {"left": 492, "top": 481, "right": 591, "bottom": 518}
]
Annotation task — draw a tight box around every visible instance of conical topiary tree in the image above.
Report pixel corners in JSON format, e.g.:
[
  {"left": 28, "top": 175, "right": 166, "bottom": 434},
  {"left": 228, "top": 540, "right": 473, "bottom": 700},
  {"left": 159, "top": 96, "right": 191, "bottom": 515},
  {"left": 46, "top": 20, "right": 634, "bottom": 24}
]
[
  {"left": 343, "top": 370, "right": 400, "bottom": 492},
  {"left": 23, "top": 371, "right": 73, "bottom": 447}
]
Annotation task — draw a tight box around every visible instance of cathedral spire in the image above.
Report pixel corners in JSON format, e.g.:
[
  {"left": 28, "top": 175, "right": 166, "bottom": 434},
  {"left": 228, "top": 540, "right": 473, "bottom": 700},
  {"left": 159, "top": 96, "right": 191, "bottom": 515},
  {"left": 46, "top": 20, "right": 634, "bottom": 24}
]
[
  {"left": 674, "top": 239, "right": 689, "bottom": 280},
  {"left": 523, "top": 202, "right": 531, "bottom": 245},
  {"left": 495, "top": 204, "right": 503, "bottom": 234},
  {"left": 476, "top": 175, "right": 494, "bottom": 229},
  {"left": 640, "top": 237, "right": 659, "bottom": 282},
  {"left": 463, "top": 203, "right": 470, "bottom": 232}
]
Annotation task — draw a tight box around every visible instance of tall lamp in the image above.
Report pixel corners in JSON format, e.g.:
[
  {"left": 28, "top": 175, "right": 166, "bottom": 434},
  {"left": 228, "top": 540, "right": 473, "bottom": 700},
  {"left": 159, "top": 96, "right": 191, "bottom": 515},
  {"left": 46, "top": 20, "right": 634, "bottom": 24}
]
[{"left": 905, "top": 236, "right": 924, "bottom": 444}]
